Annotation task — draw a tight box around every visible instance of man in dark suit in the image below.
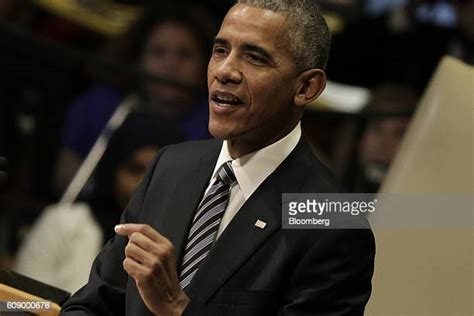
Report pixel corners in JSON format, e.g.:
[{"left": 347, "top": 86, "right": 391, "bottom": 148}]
[{"left": 61, "top": 1, "right": 375, "bottom": 315}]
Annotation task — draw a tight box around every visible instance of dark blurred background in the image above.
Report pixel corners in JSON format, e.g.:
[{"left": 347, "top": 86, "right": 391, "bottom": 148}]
[{"left": 0, "top": 0, "right": 472, "bottom": 278}]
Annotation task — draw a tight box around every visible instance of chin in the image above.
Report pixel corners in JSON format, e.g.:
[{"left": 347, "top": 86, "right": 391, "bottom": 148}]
[
  {"left": 209, "top": 121, "right": 227, "bottom": 140},
  {"left": 208, "top": 120, "right": 236, "bottom": 140}
]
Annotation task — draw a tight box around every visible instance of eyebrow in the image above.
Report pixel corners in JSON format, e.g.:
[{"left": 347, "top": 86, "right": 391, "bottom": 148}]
[{"left": 213, "top": 38, "right": 276, "bottom": 64}]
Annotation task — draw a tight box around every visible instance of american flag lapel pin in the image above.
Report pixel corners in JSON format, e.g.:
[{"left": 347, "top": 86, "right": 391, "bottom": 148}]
[{"left": 255, "top": 219, "right": 267, "bottom": 229}]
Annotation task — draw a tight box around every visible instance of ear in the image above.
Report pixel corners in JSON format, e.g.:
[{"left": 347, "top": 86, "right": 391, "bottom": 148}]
[{"left": 293, "top": 69, "right": 326, "bottom": 107}]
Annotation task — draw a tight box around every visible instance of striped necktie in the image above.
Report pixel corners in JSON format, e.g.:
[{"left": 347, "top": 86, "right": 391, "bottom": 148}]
[{"left": 179, "top": 161, "right": 236, "bottom": 289}]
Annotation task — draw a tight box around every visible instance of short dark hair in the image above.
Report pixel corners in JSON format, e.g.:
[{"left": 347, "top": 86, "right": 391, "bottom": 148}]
[{"left": 236, "top": 0, "right": 331, "bottom": 71}]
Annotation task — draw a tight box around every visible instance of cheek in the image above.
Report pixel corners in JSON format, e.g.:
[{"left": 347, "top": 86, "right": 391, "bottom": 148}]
[
  {"left": 249, "top": 79, "right": 293, "bottom": 116},
  {"left": 183, "top": 58, "right": 205, "bottom": 83},
  {"left": 141, "top": 57, "right": 165, "bottom": 76},
  {"left": 251, "top": 68, "right": 294, "bottom": 96},
  {"left": 207, "top": 59, "right": 216, "bottom": 88},
  {"left": 359, "top": 133, "right": 376, "bottom": 160},
  {"left": 116, "top": 172, "right": 139, "bottom": 197},
  {"left": 124, "top": 175, "right": 142, "bottom": 196}
]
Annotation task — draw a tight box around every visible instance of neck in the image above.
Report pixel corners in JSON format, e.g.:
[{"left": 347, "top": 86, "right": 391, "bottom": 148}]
[{"left": 227, "top": 122, "right": 299, "bottom": 159}]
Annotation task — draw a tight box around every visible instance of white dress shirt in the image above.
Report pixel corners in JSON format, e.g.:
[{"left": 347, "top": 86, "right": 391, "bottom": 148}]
[{"left": 205, "top": 122, "right": 302, "bottom": 238}]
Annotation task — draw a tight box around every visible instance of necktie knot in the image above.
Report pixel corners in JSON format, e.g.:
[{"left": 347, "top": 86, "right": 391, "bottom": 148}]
[{"left": 217, "top": 161, "right": 236, "bottom": 185}]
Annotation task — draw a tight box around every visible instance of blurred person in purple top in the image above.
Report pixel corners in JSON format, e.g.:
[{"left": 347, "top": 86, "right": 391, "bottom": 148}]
[{"left": 54, "top": 3, "right": 217, "bottom": 193}]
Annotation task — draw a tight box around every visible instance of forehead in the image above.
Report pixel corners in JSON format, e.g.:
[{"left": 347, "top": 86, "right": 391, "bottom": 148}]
[
  {"left": 217, "top": 4, "right": 289, "bottom": 50},
  {"left": 148, "top": 21, "right": 194, "bottom": 41}
]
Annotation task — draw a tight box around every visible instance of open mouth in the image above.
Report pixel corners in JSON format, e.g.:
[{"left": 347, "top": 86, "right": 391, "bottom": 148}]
[{"left": 211, "top": 92, "right": 244, "bottom": 106}]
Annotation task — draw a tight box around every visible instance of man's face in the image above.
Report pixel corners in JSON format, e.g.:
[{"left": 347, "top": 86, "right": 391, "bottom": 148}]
[{"left": 208, "top": 4, "right": 301, "bottom": 157}]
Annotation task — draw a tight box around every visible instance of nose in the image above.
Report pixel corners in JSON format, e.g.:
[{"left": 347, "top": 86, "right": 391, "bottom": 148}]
[
  {"left": 215, "top": 54, "right": 242, "bottom": 85},
  {"left": 160, "top": 52, "right": 182, "bottom": 74}
]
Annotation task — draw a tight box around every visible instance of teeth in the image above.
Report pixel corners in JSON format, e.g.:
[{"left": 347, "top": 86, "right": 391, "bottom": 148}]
[{"left": 217, "top": 95, "right": 238, "bottom": 102}]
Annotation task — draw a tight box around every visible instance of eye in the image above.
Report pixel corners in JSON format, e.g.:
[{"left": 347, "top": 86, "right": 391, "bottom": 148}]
[
  {"left": 213, "top": 46, "right": 228, "bottom": 56},
  {"left": 146, "top": 46, "right": 165, "bottom": 58},
  {"left": 177, "top": 48, "right": 196, "bottom": 60},
  {"left": 245, "top": 53, "right": 266, "bottom": 65}
]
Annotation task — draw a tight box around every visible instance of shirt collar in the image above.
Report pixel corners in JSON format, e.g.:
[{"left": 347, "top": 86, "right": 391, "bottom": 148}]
[{"left": 212, "top": 122, "right": 302, "bottom": 200}]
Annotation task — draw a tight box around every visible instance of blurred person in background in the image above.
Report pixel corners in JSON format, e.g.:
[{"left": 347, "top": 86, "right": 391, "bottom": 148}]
[
  {"left": 14, "top": 113, "right": 183, "bottom": 293},
  {"left": 0, "top": 0, "right": 103, "bottom": 270},
  {"left": 54, "top": 3, "right": 217, "bottom": 194},
  {"left": 344, "top": 84, "right": 419, "bottom": 193}
]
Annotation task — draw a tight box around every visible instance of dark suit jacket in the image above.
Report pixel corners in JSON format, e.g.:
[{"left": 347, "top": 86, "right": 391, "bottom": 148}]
[{"left": 60, "top": 138, "right": 375, "bottom": 315}]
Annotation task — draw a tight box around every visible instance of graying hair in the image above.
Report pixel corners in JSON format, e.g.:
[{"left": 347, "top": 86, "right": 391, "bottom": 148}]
[{"left": 236, "top": 0, "right": 331, "bottom": 71}]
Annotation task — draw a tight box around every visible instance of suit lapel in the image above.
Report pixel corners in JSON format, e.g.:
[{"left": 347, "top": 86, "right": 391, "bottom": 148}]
[
  {"left": 155, "top": 142, "right": 222, "bottom": 265},
  {"left": 187, "top": 140, "right": 310, "bottom": 302}
]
